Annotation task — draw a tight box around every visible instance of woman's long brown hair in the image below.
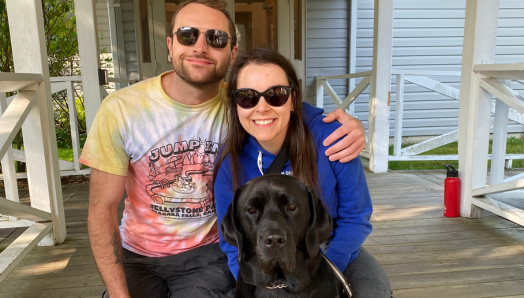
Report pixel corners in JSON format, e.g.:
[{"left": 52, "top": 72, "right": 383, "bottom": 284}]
[{"left": 213, "top": 48, "right": 321, "bottom": 197}]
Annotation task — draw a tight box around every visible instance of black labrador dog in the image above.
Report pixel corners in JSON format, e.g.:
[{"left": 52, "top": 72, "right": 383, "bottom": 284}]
[{"left": 220, "top": 174, "right": 346, "bottom": 298}]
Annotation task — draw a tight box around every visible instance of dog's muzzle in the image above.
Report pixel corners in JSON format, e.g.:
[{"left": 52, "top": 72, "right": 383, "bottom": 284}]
[
  {"left": 256, "top": 228, "right": 296, "bottom": 273},
  {"left": 262, "top": 229, "right": 288, "bottom": 250}
]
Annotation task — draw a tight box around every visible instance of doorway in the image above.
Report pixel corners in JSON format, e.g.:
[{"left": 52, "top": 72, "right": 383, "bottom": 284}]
[
  {"left": 136, "top": 0, "right": 176, "bottom": 79},
  {"left": 234, "top": 0, "right": 305, "bottom": 92},
  {"left": 234, "top": 0, "right": 278, "bottom": 57},
  {"left": 136, "top": 0, "right": 305, "bottom": 84}
]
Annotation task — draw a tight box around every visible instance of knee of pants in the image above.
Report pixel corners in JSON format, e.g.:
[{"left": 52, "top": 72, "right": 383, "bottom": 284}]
[{"left": 343, "top": 248, "right": 392, "bottom": 297}]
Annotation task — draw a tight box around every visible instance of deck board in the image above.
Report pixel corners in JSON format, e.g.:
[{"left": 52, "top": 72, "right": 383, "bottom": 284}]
[
  {"left": 0, "top": 168, "right": 523, "bottom": 297},
  {"left": 366, "top": 169, "right": 524, "bottom": 298}
]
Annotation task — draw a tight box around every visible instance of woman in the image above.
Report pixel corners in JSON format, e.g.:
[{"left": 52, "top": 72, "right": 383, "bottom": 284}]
[{"left": 214, "top": 48, "right": 391, "bottom": 297}]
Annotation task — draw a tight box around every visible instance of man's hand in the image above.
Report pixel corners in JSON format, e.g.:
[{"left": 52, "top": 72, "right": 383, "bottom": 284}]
[{"left": 322, "top": 109, "right": 366, "bottom": 163}]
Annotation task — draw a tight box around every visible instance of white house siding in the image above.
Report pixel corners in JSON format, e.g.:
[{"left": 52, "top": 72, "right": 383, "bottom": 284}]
[
  {"left": 95, "top": 0, "right": 139, "bottom": 81},
  {"left": 306, "top": 0, "right": 349, "bottom": 110},
  {"left": 307, "top": 0, "right": 524, "bottom": 137}
]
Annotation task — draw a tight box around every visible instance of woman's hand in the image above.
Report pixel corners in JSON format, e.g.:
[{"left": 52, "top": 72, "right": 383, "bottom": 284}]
[{"left": 322, "top": 109, "right": 366, "bottom": 163}]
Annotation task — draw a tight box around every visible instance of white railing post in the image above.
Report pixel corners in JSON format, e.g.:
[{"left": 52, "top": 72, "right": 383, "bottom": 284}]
[
  {"left": 457, "top": 0, "right": 500, "bottom": 218},
  {"left": 347, "top": 80, "right": 356, "bottom": 117},
  {"left": 368, "top": 0, "right": 393, "bottom": 173},
  {"left": 0, "top": 93, "right": 19, "bottom": 203},
  {"left": 66, "top": 81, "right": 82, "bottom": 171},
  {"left": 505, "top": 159, "right": 513, "bottom": 169},
  {"left": 316, "top": 78, "right": 324, "bottom": 109},
  {"left": 393, "top": 74, "right": 405, "bottom": 156},
  {"left": 490, "top": 80, "right": 511, "bottom": 185},
  {"left": 348, "top": 0, "right": 358, "bottom": 117}
]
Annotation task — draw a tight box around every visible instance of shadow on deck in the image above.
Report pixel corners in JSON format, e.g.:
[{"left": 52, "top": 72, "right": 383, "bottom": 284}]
[{"left": 1, "top": 169, "right": 524, "bottom": 297}]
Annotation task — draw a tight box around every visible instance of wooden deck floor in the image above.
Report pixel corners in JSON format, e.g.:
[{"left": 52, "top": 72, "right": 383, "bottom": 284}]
[{"left": 1, "top": 169, "right": 524, "bottom": 297}]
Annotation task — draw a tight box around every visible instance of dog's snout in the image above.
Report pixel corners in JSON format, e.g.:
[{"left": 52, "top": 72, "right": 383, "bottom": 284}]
[{"left": 263, "top": 230, "right": 287, "bottom": 249}]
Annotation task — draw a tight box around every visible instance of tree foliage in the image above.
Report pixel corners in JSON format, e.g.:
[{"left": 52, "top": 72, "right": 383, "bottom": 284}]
[
  {"left": 0, "top": 0, "right": 12, "bottom": 73},
  {"left": 0, "top": 0, "right": 86, "bottom": 172},
  {"left": 42, "top": 0, "right": 87, "bottom": 149}
]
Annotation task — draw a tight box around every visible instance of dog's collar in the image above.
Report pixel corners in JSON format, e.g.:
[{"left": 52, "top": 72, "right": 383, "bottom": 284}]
[
  {"left": 265, "top": 283, "right": 287, "bottom": 289},
  {"left": 263, "top": 256, "right": 352, "bottom": 297},
  {"left": 321, "top": 254, "right": 353, "bottom": 298}
]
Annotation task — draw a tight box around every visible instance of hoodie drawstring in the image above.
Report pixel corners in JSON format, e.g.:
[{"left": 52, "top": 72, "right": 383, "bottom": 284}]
[{"left": 257, "top": 151, "right": 264, "bottom": 175}]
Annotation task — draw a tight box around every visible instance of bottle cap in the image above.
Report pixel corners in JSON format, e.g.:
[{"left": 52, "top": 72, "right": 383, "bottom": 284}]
[{"left": 443, "top": 164, "right": 458, "bottom": 178}]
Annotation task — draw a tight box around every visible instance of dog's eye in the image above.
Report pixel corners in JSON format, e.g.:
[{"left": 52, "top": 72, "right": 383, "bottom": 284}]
[
  {"left": 287, "top": 204, "right": 297, "bottom": 211},
  {"left": 247, "top": 207, "right": 256, "bottom": 214}
]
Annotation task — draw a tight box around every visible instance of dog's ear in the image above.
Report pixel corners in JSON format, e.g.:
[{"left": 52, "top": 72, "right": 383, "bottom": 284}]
[
  {"left": 304, "top": 186, "right": 333, "bottom": 258},
  {"left": 220, "top": 186, "right": 245, "bottom": 261}
]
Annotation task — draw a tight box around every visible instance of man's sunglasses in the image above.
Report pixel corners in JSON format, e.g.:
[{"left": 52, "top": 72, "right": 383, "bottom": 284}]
[
  {"left": 232, "top": 85, "right": 293, "bottom": 109},
  {"left": 175, "top": 27, "right": 230, "bottom": 48}
]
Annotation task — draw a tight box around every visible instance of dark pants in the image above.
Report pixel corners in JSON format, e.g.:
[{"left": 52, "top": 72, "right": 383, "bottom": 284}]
[
  {"left": 343, "top": 247, "right": 393, "bottom": 298},
  {"left": 103, "top": 243, "right": 236, "bottom": 298},
  {"left": 103, "top": 245, "right": 390, "bottom": 298}
]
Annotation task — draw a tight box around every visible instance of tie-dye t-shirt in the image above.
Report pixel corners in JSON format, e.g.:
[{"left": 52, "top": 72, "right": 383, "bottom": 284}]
[{"left": 79, "top": 71, "right": 227, "bottom": 257}]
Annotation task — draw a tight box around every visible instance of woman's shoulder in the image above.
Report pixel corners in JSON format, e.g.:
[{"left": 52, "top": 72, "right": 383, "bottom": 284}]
[
  {"left": 215, "top": 153, "right": 233, "bottom": 176},
  {"left": 306, "top": 113, "right": 342, "bottom": 151}
]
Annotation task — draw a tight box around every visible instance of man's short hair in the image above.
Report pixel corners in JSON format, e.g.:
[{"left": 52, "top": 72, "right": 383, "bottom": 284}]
[{"left": 170, "top": 0, "right": 238, "bottom": 49}]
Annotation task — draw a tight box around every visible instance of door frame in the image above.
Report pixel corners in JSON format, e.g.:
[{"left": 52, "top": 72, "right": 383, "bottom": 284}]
[
  {"left": 277, "top": 0, "right": 306, "bottom": 96},
  {"left": 134, "top": 0, "right": 173, "bottom": 80}
]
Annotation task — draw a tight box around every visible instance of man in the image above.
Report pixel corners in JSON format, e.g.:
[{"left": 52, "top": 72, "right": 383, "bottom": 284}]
[{"left": 79, "top": 1, "right": 366, "bottom": 297}]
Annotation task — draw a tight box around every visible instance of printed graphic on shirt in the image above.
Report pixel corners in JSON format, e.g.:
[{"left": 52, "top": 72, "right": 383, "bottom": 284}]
[{"left": 145, "top": 138, "right": 219, "bottom": 219}]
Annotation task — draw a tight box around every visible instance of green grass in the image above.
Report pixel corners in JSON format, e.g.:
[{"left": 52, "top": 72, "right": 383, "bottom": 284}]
[
  {"left": 386, "top": 136, "right": 524, "bottom": 170},
  {"left": 9, "top": 146, "right": 79, "bottom": 163},
  {"left": 58, "top": 148, "right": 77, "bottom": 162},
  {"left": 11, "top": 138, "right": 524, "bottom": 172}
]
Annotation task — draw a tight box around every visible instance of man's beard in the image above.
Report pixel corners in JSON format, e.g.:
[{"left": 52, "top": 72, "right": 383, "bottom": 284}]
[{"left": 173, "top": 55, "right": 229, "bottom": 88}]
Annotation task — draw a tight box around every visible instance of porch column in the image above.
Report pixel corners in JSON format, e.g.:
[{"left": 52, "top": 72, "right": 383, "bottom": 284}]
[
  {"left": 6, "top": 0, "right": 66, "bottom": 244},
  {"left": 457, "top": 0, "right": 500, "bottom": 218},
  {"left": 74, "top": 0, "right": 103, "bottom": 132},
  {"left": 368, "top": 0, "right": 393, "bottom": 173}
]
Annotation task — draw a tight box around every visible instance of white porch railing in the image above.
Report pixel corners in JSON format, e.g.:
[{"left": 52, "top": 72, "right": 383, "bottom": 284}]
[
  {"left": 108, "top": 77, "right": 136, "bottom": 87},
  {"left": 465, "top": 63, "right": 524, "bottom": 226},
  {"left": 391, "top": 70, "right": 524, "bottom": 162},
  {"left": 316, "top": 71, "right": 372, "bottom": 158},
  {"left": 1, "top": 76, "right": 136, "bottom": 180},
  {"left": 0, "top": 73, "right": 66, "bottom": 282},
  {"left": 316, "top": 69, "right": 524, "bottom": 163}
]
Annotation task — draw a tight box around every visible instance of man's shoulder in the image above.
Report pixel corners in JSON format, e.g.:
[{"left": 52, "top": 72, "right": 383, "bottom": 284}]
[{"left": 100, "top": 76, "right": 161, "bottom": 112}]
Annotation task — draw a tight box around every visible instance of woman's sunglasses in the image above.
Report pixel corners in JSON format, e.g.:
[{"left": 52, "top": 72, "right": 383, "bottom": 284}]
[
  {"left": 232, "top": 85, "right": 293, "bottom": 109},
  {"left": 175, "top": 27, "right": 230, "bottom": 49}
]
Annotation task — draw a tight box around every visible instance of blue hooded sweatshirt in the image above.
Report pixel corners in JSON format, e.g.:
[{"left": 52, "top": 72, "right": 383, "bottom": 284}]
[{"left": 214, "top": 102, "right": 373, "bottom": 279}]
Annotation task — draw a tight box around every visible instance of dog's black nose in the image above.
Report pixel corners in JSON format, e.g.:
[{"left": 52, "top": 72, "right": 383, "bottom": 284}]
[{"left": 263, "top": 230, "right": 287, "bottom": 249}]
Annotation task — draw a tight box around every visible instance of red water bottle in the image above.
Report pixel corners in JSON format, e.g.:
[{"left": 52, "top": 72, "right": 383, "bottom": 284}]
[{"left": 444, "top": 164, "right": 460, "bottom": 217}]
